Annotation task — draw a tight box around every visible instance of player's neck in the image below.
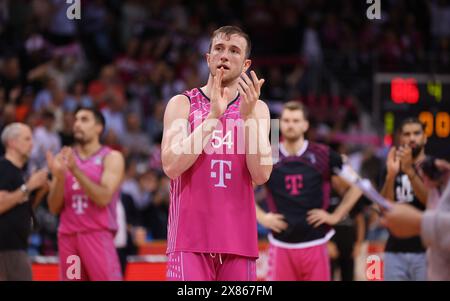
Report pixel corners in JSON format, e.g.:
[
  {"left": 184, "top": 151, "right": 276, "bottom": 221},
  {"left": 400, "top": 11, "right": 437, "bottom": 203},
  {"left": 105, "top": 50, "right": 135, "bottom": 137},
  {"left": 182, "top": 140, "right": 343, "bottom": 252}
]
[
  {"left": 283, "top": 137, "right": 306, "bottom": 155},
  {"left": 75, "top": 141, "right": 102, "bottom": 159}
]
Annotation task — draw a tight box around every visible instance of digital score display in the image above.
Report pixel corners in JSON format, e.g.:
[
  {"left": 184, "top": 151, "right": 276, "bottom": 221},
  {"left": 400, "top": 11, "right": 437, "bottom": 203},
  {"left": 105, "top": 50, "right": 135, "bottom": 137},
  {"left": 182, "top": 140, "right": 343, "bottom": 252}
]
[{"left": 374, "top": 73, "right": 450, "bottom": 159}]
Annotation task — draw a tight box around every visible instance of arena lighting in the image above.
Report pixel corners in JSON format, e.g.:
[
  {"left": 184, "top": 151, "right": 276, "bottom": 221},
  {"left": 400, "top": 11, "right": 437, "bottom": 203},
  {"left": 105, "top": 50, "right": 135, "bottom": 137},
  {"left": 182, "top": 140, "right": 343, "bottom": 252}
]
[
  {"left": 374, "top": 73, "right": 450, "bottom": 159},
  {"left": 391, "top": 77, "right": 419, "bottom": 104}
]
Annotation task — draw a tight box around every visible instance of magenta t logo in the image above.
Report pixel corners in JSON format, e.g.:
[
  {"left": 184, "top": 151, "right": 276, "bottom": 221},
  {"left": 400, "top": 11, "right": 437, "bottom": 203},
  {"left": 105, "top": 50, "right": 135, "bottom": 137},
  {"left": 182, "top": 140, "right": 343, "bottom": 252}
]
[
  {"left": 210, "top": 160, "right": 232, "bottom": 188},
  {"left": 285, "top": 174, "right": 303, "bottom": 195},
  {"left": 72, "top": 195, "right": 88, "bottom": 214}
]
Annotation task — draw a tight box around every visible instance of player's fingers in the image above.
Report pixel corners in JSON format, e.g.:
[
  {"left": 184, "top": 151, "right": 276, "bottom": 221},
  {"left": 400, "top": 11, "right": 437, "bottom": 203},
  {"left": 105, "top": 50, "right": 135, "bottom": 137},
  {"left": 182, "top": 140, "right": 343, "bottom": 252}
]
[
  {"left": 237, "top": 85, "right": 248, "bottom": 103},
  {"left": 239, "top": 76, "right": 257, "bottom": 100},
  {"left": 313, "top": 219, "right": 325, "bottom": 228},
  {"left": 388, "top": 147, "right": 396, "bottom": 160},
  {"left": 306, "top": 214, "right": 318, "bottom": 225},
  {"left": 238, "top": 77, "right": 251, "bottom": 95},
  {"left": 278, "top": 221, "right": 288, "bottom": 230},
  {"left": 271, "top": 225, "right": 282, "bottom": 233},
  {"left": 217, "top": 67, "right": 223, "bottom": 83},
  {"left": 273, "top": 213, "right": 286, "bottom": 220},
  {"left": 241, "top": 72, "right": 253, "bottom": 87},
  {"left": 307, "top": 209, "right": 321, "bottom": 216},
  {"left": 249, "top": 71, "right": 264, "bottom": 95}
]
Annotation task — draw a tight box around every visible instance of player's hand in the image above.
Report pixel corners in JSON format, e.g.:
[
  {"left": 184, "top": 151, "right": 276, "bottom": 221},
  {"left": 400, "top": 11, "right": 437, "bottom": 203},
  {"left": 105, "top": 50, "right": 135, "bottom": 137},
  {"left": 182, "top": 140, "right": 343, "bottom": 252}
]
[
  {"left": 61, "top": 147, "right": 77, "bottom": 172},
  {"left": 397, "top": 145, "right": 414, "bottom": 175},
  {"left": 307, "top": 209, "right": 339, "bottom": 228},
  {"left": 260, "top": 212, "right": 288, "bottom": 233},
  {"left": 209, "top": 67, "right": 229, "bottom": 119},
  {"left": 238, "top": 70, "right": 265, "bottom": 119},
  {"left": 386, "top": 147, "right": 400, "bottom": 177},
  {"left": 26, "top": 169, "right": 49, "bottom": 191},
  {"left": 46, "top": 151, "right": 67, "bottom": 179},
  {"left": 380, "top": 203, "right": 422, "bottom": 238}
]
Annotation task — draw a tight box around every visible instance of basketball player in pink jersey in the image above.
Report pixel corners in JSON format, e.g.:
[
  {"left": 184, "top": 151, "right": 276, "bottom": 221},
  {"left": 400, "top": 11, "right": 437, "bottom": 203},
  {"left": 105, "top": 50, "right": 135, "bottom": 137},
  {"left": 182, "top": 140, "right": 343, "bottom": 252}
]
[
  {"left": 256, "top": 101, "right": 362, "bottom": 281},
  {"left": 46, "top": 107, "right": 124, "bottom": 281},
  {"left": 162, "top": 26, "right": 273, "bottom": 281}
]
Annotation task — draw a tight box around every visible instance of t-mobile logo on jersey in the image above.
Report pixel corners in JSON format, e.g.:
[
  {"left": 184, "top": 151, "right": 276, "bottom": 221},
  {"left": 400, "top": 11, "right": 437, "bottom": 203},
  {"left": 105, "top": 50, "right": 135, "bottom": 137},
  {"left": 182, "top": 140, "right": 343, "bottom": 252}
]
[
  {"left": 285, "top": 174, "right": 303, "bottom": 196},
  {"left": 72, "top": 195, "right": 88, "bottom": 214},
  {"left": 210, "top": 160, "right": 232, "bottom": 188}
]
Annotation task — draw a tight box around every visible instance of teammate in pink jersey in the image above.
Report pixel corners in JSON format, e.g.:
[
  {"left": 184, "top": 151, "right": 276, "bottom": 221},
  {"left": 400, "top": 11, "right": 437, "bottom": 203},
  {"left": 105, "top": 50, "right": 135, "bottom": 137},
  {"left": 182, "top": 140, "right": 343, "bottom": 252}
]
[
  {"left": 256, "top": 102, "right": 362, "bottom": 281},
  {"left": 46, "top": 107, "right": 125, "bottom": 281},
  {"left": 162, "top": 25, "right": 273, "bottom": 281}
]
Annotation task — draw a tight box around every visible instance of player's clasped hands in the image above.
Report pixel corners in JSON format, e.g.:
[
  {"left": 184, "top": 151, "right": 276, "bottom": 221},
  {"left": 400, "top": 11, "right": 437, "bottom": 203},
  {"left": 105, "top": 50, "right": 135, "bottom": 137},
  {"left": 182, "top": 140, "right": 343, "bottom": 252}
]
[
  {"left": 209, "top": 67, "right": 229, "bottom": 119},
  {"left": 396, "top": 145, "right": 414, "bottom": 174},
  {"left": 46, "top": 147, "right": 77, "bottom": 178}
]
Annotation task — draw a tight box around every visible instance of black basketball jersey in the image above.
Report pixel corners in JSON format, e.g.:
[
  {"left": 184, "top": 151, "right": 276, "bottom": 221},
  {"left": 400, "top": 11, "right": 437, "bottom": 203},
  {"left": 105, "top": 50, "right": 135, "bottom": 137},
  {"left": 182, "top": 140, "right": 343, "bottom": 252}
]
[
  {"left": 383, "top": 170, "right": 426, "bottom": 253},
  {"left": 265, "top": 141, "right": 342, "bottom": 244}
]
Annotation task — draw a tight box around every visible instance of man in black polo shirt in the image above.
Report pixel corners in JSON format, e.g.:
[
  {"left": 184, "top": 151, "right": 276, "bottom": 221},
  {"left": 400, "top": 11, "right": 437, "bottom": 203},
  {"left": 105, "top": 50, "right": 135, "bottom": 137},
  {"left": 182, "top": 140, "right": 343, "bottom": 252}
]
[{"left": 0, "top": 123, "right": 48, "bottom": 280}]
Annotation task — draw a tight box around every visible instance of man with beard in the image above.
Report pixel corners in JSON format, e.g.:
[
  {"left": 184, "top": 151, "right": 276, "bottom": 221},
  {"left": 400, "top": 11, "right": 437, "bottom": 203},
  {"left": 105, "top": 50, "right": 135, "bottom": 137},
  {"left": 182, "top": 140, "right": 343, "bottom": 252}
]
[
  {"left": 380, "top": 117, "right": 428, "bottom": 281},
  {"left": 47, "top": 107, "right": 124, "bottom": 280},
  {"left": 256, "top": 101, "right": 362, "bottom": 281}
]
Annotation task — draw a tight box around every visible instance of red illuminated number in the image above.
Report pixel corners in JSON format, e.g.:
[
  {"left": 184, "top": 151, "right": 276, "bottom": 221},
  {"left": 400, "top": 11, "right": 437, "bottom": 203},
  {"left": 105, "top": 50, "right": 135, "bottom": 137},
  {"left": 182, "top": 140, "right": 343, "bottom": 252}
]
[{"left": 391, "top": 78, "right": 419, "bottom": 104}]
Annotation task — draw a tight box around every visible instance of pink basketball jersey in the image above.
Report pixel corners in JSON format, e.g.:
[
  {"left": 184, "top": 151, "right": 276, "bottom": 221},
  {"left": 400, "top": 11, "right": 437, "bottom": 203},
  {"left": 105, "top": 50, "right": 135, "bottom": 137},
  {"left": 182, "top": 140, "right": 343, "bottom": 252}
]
[
  {"left": 59, "top": 146, "right": 119, "bottom": 235},
  {"left": 167, "top": 88, "right": 258, "bottom": 258}
]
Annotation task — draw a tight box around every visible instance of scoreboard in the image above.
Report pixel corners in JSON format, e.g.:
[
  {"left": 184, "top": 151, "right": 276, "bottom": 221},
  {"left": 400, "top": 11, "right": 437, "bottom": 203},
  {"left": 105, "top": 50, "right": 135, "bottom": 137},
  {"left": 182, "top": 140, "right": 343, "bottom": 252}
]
[{"left": 374, "top": 73, "right": 450, "bottom": 159}]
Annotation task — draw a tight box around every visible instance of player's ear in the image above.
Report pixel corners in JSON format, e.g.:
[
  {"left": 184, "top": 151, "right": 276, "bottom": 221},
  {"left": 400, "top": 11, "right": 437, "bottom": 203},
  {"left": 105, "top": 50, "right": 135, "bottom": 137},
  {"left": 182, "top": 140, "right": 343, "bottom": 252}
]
[
  {"left": 95, "top": 123, "right": 103, "bottom": 136},
  {"left": 206, "top": 53, "right": 211, "bottom": 67},
  {"left": 242, "top": 59, "right": 251, "bottom": 74},
  {"left": 303, "top": 120, "right": 309, "bottom": 132}
]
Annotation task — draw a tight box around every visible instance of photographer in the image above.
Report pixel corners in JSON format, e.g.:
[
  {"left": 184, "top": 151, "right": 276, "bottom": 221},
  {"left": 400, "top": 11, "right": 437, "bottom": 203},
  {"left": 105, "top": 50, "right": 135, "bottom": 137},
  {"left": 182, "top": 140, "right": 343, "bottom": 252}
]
[{"left": 383, "top": 158, "right": 450, "bottom": 281}]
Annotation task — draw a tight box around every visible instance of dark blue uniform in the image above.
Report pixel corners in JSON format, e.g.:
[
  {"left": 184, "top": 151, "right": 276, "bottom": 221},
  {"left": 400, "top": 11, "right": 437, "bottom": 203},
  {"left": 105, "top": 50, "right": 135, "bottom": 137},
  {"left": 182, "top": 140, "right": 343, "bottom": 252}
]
[{"left": 266, "top": 141, "right": 343, "bottom": 244}]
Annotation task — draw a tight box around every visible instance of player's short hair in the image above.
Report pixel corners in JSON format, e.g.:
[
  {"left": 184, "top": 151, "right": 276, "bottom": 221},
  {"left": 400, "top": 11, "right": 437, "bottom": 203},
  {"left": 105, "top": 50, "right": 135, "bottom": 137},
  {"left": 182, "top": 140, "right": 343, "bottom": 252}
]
[
  {"left": 209, "top": 25, "right": 252, "bottom": 58},
  {"left": 399, "top": 117, "right": 425, "bottom": 133},
  {"left": 1, "top": 122, "right": 25, "bottom": 147},
  {"left": 282, "top": 101, "right": 309, "bottom": 120},
  {"left": 74, "top": 106, "right": 106, "bottom": 131}
]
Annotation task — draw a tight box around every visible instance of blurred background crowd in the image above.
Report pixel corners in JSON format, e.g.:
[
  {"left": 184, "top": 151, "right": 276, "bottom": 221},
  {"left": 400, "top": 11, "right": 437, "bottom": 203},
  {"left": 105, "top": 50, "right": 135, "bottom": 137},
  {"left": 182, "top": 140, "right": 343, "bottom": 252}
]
[{"left": 0, "top": 0, "right": 449, "bottom": 278}]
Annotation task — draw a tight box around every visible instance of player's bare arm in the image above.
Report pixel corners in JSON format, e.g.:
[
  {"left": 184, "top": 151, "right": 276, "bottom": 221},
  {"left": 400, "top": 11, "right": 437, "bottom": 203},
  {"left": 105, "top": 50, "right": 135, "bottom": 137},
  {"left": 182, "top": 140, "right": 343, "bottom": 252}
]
[
  {"left": 47, "top": 150, "right": 68, "bottom": 214},
  {"left": 307, "top": 171, "right": 362, "bottom": 228},
  {"left": 66, "top": 148, "right": 125, "bottom": 207},
  {"left": 162, "top": 69, "right": 227, "bottom": 179},
  {"left": 238, "top": 71, "right": 272, "bottom": 184},
  {"left": 380, "top": 147, "right": 399, "bottom": 204}
]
